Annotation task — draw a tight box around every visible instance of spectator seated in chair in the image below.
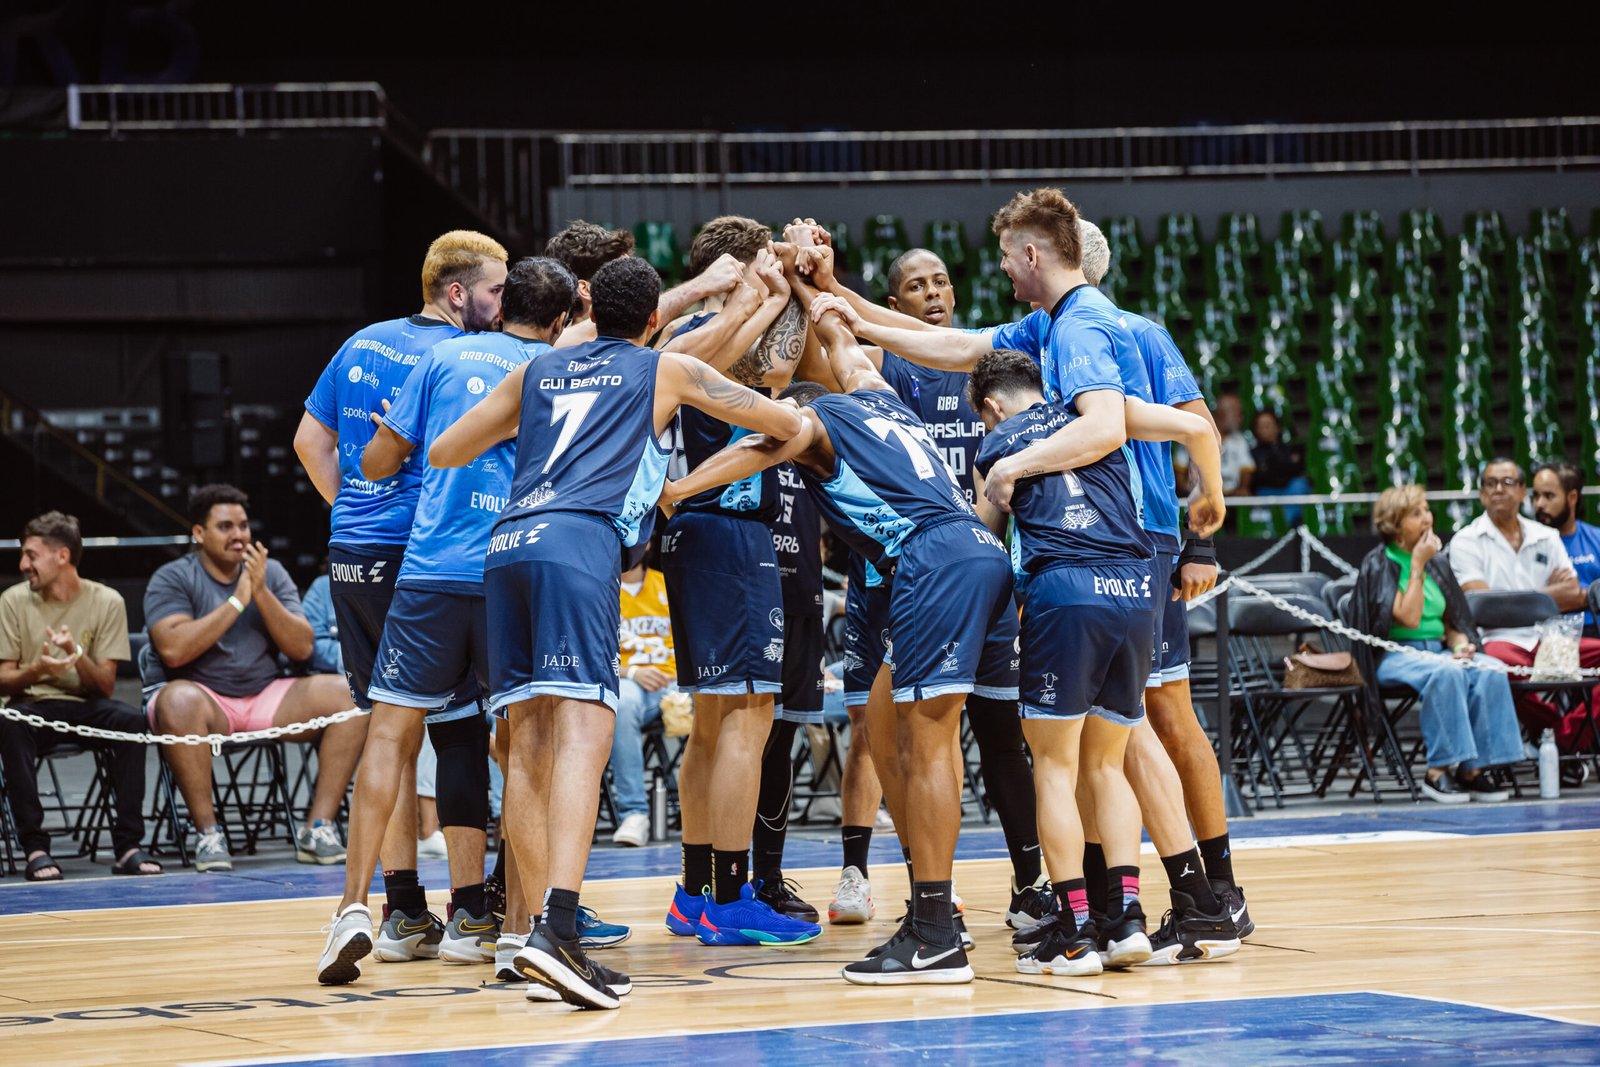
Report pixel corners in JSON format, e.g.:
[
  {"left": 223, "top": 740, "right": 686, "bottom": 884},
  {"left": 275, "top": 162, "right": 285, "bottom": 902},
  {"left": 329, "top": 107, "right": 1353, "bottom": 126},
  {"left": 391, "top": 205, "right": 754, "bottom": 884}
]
[
  {"left": 1349, "top": 486, "right": 1522, "bottom": 803},
  {"left": 608, "top": 552, "right": 679, "bottom": 848},
  {"left": 1249, "top": 409, "right": 1311, "bottom": 526},
  {"left": 1449, "top": 459, "right": 1600, "bottom": 753},
  {"left": 143, "top": 485, "right": 368, "bottom": 871},
  {"left": 0, "top": 512, "right": 162, "bottom": 879}
]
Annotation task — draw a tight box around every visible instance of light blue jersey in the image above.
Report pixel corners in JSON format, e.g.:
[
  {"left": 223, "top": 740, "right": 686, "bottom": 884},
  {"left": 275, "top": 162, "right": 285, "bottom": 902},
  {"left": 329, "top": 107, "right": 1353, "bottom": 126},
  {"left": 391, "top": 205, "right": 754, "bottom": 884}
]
[
  {"left": 304, "top": 315, "right": 463, "bottom": 545},
  {"left": 383, "top": 333, "right": 545, "bottom": 588}
]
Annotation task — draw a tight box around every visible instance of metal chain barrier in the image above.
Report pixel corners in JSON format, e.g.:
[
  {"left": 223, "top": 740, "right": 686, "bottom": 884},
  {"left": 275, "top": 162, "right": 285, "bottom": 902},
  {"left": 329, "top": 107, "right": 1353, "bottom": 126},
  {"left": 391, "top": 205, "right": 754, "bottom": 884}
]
[
  {"left": 1296, "top": 527, "right": 1360, "bottom": 577},
  {"left": 1226, "top": 575, "right": 1600, "bottom": 679},
  {"left": 0, "top": 704, "right": 369, "bottom": 755}
]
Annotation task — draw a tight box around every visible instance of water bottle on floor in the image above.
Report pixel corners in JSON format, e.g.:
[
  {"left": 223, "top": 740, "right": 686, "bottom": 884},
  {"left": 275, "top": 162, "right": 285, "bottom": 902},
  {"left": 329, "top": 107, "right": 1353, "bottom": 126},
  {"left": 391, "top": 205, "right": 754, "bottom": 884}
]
[{"left": 1538, "top": 729, "right": 1560, "bottom": 799}]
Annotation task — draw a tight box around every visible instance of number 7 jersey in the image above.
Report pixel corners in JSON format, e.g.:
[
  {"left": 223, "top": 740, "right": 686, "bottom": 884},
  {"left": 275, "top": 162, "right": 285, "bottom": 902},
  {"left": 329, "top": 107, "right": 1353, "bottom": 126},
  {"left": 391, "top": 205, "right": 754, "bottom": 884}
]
[
  {"left": 799, "top": 388, "right": 977, "bottom": 571},
  {"left": 496, "top": 338, "right": 672, "bottom": 547}
]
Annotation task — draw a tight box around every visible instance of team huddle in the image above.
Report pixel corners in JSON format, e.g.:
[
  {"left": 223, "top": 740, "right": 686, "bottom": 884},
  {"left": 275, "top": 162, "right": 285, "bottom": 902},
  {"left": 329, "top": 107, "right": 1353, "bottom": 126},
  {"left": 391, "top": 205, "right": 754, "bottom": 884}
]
[{"left": 297, "top": 187, "right": 1253, "bottom": 1010}]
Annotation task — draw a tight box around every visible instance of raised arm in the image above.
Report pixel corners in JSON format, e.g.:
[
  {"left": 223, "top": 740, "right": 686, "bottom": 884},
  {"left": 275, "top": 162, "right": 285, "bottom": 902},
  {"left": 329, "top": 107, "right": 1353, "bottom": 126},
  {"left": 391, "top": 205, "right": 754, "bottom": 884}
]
[
  {"left": 656, "top": 351, "right": 806, "bottom": 441},
  {"left": 430, "top": 364, "right": 526, "bottom": 468},
  {"left": 981, "top": 389, "right": 1127, "bottom": 512},
  {"left": 811, "top": 272, "right": 988, "bottom": 372},
  {"left": 661, "top": 411, "right": 821, "bottom": 515},
  {"left": 657, "top": 252, "right": 745, "bottom": 322},
  {"left": 1123, "top": 397, "right": 1226, "bottom": 537},
  {"left": 667, "top": 253, "right": 793, "bottom": 379},
  {"left": 790, "top": 239, "right": 945, "bottom": 334},
  {"left": 798, "top": 291, "right": 893, "bottom": 394},
  {"left": 293, "top": 413, "right": 342, "bottom": 506}
]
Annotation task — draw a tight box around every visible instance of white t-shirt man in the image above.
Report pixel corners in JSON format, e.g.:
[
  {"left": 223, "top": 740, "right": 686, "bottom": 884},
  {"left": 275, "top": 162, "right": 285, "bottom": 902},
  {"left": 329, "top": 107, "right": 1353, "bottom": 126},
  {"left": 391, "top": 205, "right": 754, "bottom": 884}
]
[{"left": 1448, "top": 512, "right": 1573, "bottom": 649}]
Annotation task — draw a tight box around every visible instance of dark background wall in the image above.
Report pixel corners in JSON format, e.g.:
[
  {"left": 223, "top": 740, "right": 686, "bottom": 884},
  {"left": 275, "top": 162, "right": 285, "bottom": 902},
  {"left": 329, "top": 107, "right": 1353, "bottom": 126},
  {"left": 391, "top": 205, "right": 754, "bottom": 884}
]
[{"left": 3, "top": 3, "right": 1598, "bottom": 131}]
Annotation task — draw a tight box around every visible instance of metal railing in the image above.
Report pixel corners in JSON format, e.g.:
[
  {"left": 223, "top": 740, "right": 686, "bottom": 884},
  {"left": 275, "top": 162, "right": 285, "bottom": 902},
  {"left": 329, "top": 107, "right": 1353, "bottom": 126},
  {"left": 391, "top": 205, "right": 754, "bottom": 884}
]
[
  {"left": 66, "top": 82, "right": 391, "bottom": 136},
  {"left": 551, "top": 118, "right": 1600, "bottom": 187}
]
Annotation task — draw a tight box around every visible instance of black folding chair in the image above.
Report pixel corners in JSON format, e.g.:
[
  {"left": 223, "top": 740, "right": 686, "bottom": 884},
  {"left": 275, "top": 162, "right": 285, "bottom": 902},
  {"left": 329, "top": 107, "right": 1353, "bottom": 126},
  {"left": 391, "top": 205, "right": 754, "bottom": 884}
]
[
  {"left": 1226, "top": 593, "right": 1363, "bottom": 808},
  {"left": 1468, "top": 589, "right": 1599, "bottom": 777},
  {"left": 1319, "top": 593, "right": 1422, "bottom": 803}
]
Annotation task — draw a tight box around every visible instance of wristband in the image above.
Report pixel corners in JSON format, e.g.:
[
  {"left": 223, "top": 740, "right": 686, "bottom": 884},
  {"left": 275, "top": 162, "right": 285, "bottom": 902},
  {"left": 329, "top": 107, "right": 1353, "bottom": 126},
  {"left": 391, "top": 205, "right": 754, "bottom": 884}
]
[
  {"left": 228, "top": 595, "right": 246, "bottom": 614},
  {"left": 1175, "top": 534, "right": 1217, "bottom": 588}
]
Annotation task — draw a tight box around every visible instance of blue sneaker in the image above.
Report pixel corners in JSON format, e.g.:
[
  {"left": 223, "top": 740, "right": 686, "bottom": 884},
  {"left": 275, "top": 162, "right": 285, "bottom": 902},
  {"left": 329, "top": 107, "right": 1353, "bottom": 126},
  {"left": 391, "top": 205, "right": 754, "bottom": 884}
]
[
  {"left": 665, "top": 883, "right": 704, "bottom": 937},
  {"left": 696, "top": 882, "right": 823, "bottom": 946},
  {"left": 577, "top": 905, "right": 631, "bottom": 950}
]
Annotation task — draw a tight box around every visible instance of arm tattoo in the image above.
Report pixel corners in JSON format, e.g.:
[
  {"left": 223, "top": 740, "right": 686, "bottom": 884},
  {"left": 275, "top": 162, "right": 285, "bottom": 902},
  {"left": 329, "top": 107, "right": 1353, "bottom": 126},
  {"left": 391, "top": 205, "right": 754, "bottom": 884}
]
[
  {"left": 728, "top": 297, "right": 805, "bottom": 387},
  {"left": 687, "top": 361, "right": 761, "bottom": 413}
]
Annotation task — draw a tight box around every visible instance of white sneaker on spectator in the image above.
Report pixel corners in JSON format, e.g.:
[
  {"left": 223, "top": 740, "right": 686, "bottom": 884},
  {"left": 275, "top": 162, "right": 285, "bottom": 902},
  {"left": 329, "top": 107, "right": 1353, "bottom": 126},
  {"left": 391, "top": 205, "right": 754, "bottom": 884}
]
[
  {"left": 417, "top": 830, "right": 447, "bottom": 858},
  {"left": 192, "top": 825, "right": 233, "bottom": 872},
  {"left": 612, "top": 813, "right": 650, "bottom": 847},
  {"left": 296, "top": 820, "right": 347, "bottom": 865}
]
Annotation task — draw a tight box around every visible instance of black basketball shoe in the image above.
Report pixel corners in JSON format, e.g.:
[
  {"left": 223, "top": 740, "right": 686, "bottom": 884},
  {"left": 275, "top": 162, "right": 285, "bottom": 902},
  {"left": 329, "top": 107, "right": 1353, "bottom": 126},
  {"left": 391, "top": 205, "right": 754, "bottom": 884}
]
[
  {"left": 1140, "top": 890, "right": 1242, "bottom": 966},
  {"left": 755, "top": 876, "right": 821, "bottom": 923},
  {"left": 843, "top": 927, "right": 973, "bottom": 986}
]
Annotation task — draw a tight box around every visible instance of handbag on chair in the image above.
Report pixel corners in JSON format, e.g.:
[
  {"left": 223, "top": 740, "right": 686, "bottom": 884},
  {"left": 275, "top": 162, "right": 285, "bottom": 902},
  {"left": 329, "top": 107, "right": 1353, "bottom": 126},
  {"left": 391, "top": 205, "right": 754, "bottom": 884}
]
[{"left": 1283, "top": 642, "right": 1363, "bottom": 688}]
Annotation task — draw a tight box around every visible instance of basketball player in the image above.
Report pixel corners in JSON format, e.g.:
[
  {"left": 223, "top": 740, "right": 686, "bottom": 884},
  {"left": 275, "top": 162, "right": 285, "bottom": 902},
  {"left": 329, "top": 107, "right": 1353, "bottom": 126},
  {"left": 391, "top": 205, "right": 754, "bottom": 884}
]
[
  {"left": 810, "top": 189, "right": 1236, "bottom": 961},
  {"left": 1079, "top": 220, "right": 1254, "bottom": 945},
  {"left": 793, "top": 232, "right": 1050, "bottom": 930},
  {"left": 662, "top": 290, "right": 1014, "bottom": 986},
  {"left": 430, "top": 255, "right": 805, "bottom": 1010},
  {"left": 297, "top": 230, "right": 506, "bottom": 977},
  {"left": 968, "top": 350, "right": 1237, "bottom": 974},
  {"left": 656, "top": 219, "right": 825, "bottom": 947},
  {"left": 315, "top": 257, "right": 573, "bottom": 985}
]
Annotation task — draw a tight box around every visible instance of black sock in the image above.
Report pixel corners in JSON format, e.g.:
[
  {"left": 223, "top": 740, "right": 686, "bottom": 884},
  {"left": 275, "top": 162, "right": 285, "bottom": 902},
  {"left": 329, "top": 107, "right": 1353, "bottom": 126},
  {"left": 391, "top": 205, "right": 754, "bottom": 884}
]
[
  {"left": 490, "top": 841, "right": 506, "bottom": 884},
  {"left": 1055, "top": 878, "right": 1090, "bottom": 928},
  {"left": 683, "top": 842, "right": 713, "bottom": 897},
  {"left": 842, "top": 825, "right": 873, "bottom": 877},
  {"left": 383, "top": 868, "right": 426, "bottom": 915},
  {"left": 451, "top": 882, "right": 486, "bottom": 918},
  {"left": 1198, "top": 833, "right": 1235, "bottom": 888},
  {"left": 1160, "top": 848, "right": 1219, "bottom": 912},
  {"left": 902, "top": 845, "right": 915, "bottom": 890},
  {"left": 544, "top": 887, "right": 581, "bottom": 942},
  {"left": 1106, "top": 865, "right": 1140, "bottom": 921},
  {"left": 712, "top": 848, "right": 749, "bottom": 905},
  {"left": 911, "top": 879, "right": 956, "bottom": 942},
  {"left": 1082, "top": 843, "right": 1108, "bottom": 915},
  {"left": 752, "top": 720, "right": 798, "bottom": 884},
  {"left": 966, "top": 696, "right": 1042, "bottom": 888}
]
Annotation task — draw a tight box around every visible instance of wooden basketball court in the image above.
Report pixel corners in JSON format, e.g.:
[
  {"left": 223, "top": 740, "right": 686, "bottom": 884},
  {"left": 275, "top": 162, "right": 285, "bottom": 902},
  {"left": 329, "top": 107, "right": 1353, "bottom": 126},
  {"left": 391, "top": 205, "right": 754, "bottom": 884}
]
[{"left": 3, "top": 803, "right": 1598, "bottom": 1065}]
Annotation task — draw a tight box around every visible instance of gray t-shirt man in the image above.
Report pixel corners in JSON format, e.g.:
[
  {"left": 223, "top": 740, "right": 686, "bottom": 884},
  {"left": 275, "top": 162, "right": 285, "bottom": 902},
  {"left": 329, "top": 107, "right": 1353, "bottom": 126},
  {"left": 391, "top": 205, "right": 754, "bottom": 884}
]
[{"left": 143, "top": 553, "right": 304, "bottom": 696}]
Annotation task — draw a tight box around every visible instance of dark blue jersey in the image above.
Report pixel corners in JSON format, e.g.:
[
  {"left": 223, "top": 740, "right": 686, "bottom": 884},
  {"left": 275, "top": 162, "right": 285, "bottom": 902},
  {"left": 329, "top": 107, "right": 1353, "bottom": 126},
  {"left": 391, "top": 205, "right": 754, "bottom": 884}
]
[
  {"left": 878, "top": 351, "right": 985, "bottom": 506},
  {"left": 496, "top": 338, "right": 671, "bottom": 548},
  {"left": 671, "top": 312, "right": 779, "bottom": 522},
  {"left": 974, "top": 402, "right": 1153, "bottom": 587},
  {"left": 797, "top": 389, "right": 974, "bottom": 571},
  {"left": 984, "top": 285, "right": 1179, "bottom": 542},
  {"left": 773, "top": 463, "right": 824, "bottom": 617},
  {"left": 304, "top": 315, "right": 463, "bottom": 545}
]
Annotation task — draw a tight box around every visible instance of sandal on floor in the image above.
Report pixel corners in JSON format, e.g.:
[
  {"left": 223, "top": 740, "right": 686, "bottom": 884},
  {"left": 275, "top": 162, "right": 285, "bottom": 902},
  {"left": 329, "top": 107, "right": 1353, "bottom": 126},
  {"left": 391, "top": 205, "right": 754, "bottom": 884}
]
[
  {"left": 111, "top": 850, "right": 163, "bottom": 876},
  {"left": 25, "top": 853, "right": 63, "bottom": 882}
]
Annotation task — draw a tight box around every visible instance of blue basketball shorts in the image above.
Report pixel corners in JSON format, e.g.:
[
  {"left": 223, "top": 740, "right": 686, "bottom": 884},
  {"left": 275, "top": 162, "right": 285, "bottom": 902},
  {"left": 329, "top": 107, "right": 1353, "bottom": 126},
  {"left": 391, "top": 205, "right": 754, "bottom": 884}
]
[
  {"left": 1018, "top": 560, "right": 1157, "bottom": 724},
  {"left": 660, "top": 511, "right": 784, "bottom": 698}
]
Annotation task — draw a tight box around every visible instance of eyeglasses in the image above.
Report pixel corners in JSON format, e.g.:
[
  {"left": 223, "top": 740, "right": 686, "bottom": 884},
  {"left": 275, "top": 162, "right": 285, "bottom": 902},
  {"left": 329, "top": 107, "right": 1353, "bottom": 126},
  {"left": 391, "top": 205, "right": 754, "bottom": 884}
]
[{"left": 1481, "top": 476, "right": 1524, "bottom": 491}]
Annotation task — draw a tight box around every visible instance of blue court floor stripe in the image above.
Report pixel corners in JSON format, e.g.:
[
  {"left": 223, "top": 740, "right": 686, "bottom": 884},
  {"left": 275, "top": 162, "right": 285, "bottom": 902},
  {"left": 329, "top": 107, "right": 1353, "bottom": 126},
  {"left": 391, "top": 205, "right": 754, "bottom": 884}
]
[
  {"left": 210, "top": 992, "right": 1600, "bottom": 1066},
  {"left": 5, "top": 800, "right": 1598, "bottom": 916}
]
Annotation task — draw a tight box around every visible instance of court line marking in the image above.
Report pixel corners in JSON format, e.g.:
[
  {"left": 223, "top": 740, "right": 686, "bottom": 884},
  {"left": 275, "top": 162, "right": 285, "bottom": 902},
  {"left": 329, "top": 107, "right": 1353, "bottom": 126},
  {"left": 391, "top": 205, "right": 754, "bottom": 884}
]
[
  {"left": 1378, "top": 990, "right": 1600, "bottom": 1029},
  {"left": 178, "top": 989, "right": 1598, "bottom": 1067},
  {"left": 7, "top": 826, "right": 1597, "bottom": 920},
  {"left": 1272, "top": 924, "right": 1600, "bottom": 937}
]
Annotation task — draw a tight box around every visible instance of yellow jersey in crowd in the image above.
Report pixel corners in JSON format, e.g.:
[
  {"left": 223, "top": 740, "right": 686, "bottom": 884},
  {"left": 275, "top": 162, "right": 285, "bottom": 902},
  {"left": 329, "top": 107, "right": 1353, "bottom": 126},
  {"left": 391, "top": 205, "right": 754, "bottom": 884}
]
[{"left": 620, "top": 568, "right": 675, "bottom": 677}]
